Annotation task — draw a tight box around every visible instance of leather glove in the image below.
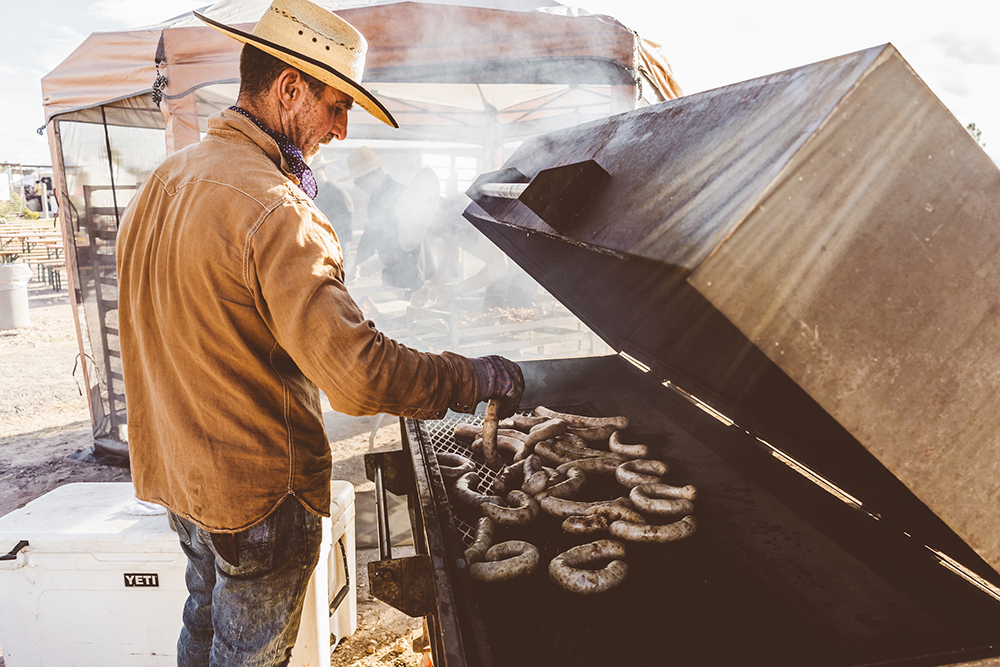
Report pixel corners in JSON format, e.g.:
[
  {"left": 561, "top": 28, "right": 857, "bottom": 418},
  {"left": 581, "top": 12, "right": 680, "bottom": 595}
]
[{"left": 470, "top": 355, "right": 525, "bottom": 419}]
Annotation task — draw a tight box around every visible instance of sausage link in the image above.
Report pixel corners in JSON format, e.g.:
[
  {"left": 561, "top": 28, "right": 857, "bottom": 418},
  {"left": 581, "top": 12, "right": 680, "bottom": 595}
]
[
  {"left": 492, "top": 460, "right": 526, "bottom": 496},
  {"left": 548, "top": 539, "right": 628, "bottom": 594},
  {"left": 481, "top": 399, "right": 502, "bottom": 468},
  {"left": 482, "top": 490, "right": 540, "bottom": 526},
  {"left": 608, "top": 431, "right": 650, "bottom": 459},
  {"left": 472, "top": 435, "right": 530, "bottom": 464},
  {"left": 562, "top": 514, "right": 609, "bottom": 535},
  {"left": 464, "top": 516, "right": 494, "bottom": 564},
  {"left": 436, "top": 452, "right": 476, "bottom": 481},
  {"left": 523, "top": 419, "right": 569, "bottom": 450},
  {"left": 553, "top": 436, "right": 625, "bottom": 462},
  {"left": 557, "top": 457, "right": 621, "bottom": 476},
  {"left": 469, "top": 540, "right": 540, "bottom": 582},
  {"left": 453, "top": 423, "right": 481, "bottom": 444},
  {"left": 630, "top": 483, "right": 698, "bottom": 516},
  {"left": 522, "top": 469, "right": 550, "bottom": 495},
  {"left": 615, "top": 459, "right": 669, "bottom": 488},
  {"left": 453, "top": 471, "right": 503, "bottom": 511},
  {"left": 568, "top": 424, "right": 620, "bottom": 442},
  {"left": 535, "top": 439, "right": 576, "bottom": 466},
  {"left": 582, "top": 503, "right": 646, "bottom": 524},
  {"left": 609, "top": 515, "right": 698, "bottom": 543},
  {"left": 544, "top": 466, "right": 586, "bottom": 499},
  {"left": 500, "top": 414, "right": 549, "bottom": 431},
  {"left": 534, "top": 406, "right": 629, "bottom": 431},
  {"left": 537, "top": 495, "right": 631, "bottom": 519}
]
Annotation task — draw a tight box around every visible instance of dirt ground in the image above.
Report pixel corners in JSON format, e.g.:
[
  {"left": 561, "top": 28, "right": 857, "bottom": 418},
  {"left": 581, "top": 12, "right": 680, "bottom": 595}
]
[{"left": 0, "top": 281, "right": 427, "bottom": 666}]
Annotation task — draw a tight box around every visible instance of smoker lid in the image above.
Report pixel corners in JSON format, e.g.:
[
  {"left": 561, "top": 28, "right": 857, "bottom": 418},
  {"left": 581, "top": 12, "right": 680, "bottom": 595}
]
[{"left": 465, "top": 43, "right": 1000, "bottom": 575}]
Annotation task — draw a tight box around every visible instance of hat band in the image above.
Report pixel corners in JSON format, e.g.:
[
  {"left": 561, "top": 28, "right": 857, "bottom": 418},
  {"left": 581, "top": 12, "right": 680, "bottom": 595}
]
[{"left": 197, "top": 12, "right": 396, "bottom": 125}]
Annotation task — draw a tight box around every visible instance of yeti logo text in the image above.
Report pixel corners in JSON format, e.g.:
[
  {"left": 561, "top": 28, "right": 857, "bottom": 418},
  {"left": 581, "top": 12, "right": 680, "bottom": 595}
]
[{"left": 124, "top": 573, "right": 159, "bottom": 587}]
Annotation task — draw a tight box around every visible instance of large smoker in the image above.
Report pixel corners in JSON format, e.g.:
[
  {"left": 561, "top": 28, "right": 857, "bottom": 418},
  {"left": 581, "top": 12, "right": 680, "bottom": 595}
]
[{"left": 366, "top": 44, "right": 1000, "bottom": 667}]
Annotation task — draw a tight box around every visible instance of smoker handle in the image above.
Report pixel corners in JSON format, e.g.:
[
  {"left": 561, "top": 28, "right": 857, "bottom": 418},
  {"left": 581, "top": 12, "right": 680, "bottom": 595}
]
[{"left": 374, "top": 463, "right": 393, "bottom": 561}]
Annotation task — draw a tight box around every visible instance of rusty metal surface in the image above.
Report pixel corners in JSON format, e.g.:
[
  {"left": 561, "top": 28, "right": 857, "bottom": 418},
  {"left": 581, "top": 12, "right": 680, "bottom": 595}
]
[
  {"left": 689, "top": 46, "right": 1000, "bottom": 575},
  {"left": 464, "top": 42, "right": 1000, "bottom": 577}
]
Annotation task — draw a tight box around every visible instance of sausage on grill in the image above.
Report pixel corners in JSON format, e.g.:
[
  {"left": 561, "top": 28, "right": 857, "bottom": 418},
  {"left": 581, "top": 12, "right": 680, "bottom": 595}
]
[
  {"left": 543, "top": 466, "right": 586, "bottom": 499},
  {"left": 557, "top": 456, "right": 621, "bottom": 476},
  {"left": 482, "top": 490, "right": 540, "bottom": 526},
  {"left": 436, "top": 452, "right": 476, "bottom": 481},
  {"left": 548, "top": 539, "right": 628, "bottom": 594},
  {"left": 608, "top": 431, "right": 650, "bottom": 459},
  {"left": 453, "top": 471, "right": 502, "bottom": 511},
  {"left": 469, "top": 540, "right": 540, "bottom": 582},
  {"left": 610, "top": 515, "right": 698, "bottom": 543},
  {"left": 534, "top": 406, "right": 629, "bottom": 431},
  {"left": 481, "top": 399, "right": 503, "bottom": 468},
  {"left": 562, "top": 514, "right": 609, "bottom": 535},
  {"left": 464, "top": 516, "right": 494, "bottom": 564},
  {"left": 630, "top": 483, "right": 697, "bottom": 517},
  {"left": 615, "top": 459, "right": 669, "bottom": 488}
]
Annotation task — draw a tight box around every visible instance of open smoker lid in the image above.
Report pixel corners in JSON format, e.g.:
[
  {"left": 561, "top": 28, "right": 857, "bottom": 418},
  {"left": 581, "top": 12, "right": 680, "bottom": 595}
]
[{"left": 464, "top": 43, "right": 1000, "bottom": 576}]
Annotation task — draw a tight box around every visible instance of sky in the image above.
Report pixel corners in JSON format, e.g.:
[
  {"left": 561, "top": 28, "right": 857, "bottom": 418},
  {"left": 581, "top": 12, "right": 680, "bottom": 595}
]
[{"left": 2, "top": 0, "right": 999, "bottom": 165}]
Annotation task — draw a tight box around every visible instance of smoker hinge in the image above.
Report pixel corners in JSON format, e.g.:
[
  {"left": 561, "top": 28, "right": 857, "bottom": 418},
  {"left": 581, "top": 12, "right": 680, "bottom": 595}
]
[
  {"left": 364, "top": 450, "right": 415, "bottom": 497},
  {"left": 367, "top": 555, "right": 436, "bottom": 617}
]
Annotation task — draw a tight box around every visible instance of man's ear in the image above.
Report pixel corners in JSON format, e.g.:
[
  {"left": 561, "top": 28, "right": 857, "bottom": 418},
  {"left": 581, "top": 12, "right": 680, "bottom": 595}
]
[{"left": 275, "top": 68, "right": 307, "bottom": 111}]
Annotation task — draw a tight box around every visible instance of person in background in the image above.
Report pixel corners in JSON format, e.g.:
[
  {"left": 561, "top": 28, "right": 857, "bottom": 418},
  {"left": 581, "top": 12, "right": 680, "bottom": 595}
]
[
  {"left": 311, "top": 153, "right": 354, "bottom": 249},
  {"left": 346, "top": 147, "right": 434, "bottom": 291},
  {"left": 115, "top": 1, "right": 524, "bottom": 665}
]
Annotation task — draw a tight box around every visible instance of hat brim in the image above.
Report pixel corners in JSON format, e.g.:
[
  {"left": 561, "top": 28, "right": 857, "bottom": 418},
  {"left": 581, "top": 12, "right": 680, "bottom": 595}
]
[
  {"left": 338, "top": 159, "right": 383, "bottom": 182},
  {"left": 195, "top": 11, "right": 398, "bottom": 129}
]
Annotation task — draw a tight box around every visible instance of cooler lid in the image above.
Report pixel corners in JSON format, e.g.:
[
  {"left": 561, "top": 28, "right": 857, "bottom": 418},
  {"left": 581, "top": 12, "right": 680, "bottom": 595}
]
[
  {"left": 0, "top": 483, "right": 177, "bottom": 556},
  {"left": 464, "top": 44, "right": 1000, "bottom": 574}
]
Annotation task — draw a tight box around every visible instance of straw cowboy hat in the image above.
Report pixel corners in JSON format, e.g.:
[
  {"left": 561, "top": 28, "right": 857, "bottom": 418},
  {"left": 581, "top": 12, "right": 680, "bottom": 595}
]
[
  {"left": 195, "top": 0, "right": 397, "bottom": 128},
  {"left": 339, "top": 146, "right": 384, "bottom": 182}
]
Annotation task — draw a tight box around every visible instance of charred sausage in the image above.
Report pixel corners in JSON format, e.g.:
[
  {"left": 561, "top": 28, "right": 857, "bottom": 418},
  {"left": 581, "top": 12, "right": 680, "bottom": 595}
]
[
  {"left": 543, "top": 466, "right": 586, "bottom": 499},
  {"left": 537, "top": 495, "right": 631, "bottom": 519},
  {"left": 548, "top": 539, "right": 628, "bottom": 594},
  {"left": 469, "top": 540, "right": 540, "bottom": 582},
  {"left": 492, "top": 460, "right": 526, "bottom": 496},
  {"left": 610, "top": 515, "right": 698, "bottom": 543},
  {"left": 582, "top": 503, "right": 646, "bottom": 524}
]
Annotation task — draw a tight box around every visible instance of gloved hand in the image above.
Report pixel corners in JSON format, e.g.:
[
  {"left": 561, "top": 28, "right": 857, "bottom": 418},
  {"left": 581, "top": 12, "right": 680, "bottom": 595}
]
[{"left": 471, "top": 355, "right": 525, "bottom": 419}]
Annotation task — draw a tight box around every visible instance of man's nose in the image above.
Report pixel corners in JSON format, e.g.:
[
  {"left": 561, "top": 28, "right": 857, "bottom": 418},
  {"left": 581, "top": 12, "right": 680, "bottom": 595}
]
[{"left": 331, "top": 112, "right": 349, "bottom": 141}]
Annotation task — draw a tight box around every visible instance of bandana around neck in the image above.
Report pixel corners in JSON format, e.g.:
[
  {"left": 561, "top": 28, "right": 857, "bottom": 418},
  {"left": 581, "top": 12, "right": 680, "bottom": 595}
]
[{"left": 229, "top": 106, "right": 318, "bottom": 200}]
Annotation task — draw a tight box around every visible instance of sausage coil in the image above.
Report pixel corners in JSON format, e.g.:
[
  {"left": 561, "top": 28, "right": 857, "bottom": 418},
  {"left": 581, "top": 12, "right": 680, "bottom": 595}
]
[
  {"left": 500, "top": 414, "right": 549, "bottom": 431},
  {"left": 534, "top": 406, "right": 629, "bottom": 431},
  {"left": 453, "top": 471, "right": 503, "bottom": 511},
  {"left": 608, "top": 431, "right": 650, "bottom": 459},
  {"left": 583, "top": 503, "right": 646, "bottom": 524},
  {"left": 523, "top": 419, "right": 569, "bottom": 450},
  {"left": 548, "top": 539, "right": 629, "bottom": 594},
  {"left": 562, "top": 514, "right": 609, "bottom": 535},
  {"left": 630, "top": 483, "right": 698, "bottom": 517},
  {"left": 464, "top": 516, "right": 494, "bottom": 564},
  {"left": 616, "top": 459, "right": 669, "bottom": 488},
  {"left": 482, "top": 490, "right": 540, "bottom": 526},
  {"left": 436, "top": 452, "right": 476, "bottom": 481},
  {"left": 469, "top": 540, "right": 540, "bottom": 582},
  {"left": 610, "top": 515, "right": 698, "bottom": 543},
  {"left": 556, "top": 456, "right": 621, "bottom": 476}
]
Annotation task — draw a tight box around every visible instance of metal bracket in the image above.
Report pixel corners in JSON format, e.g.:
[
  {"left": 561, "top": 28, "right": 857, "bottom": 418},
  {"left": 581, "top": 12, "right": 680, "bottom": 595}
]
[
  {"left": 364, "top": 450, "right": 415, "bottom": 497},
  {"left": 367, "top": 555, "right": 436, "bottom": 618}
]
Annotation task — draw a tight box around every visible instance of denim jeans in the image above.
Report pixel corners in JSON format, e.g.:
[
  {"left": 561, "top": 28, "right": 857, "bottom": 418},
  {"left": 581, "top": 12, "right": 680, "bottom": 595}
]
[{"left": 167, "top": 497, "right": 323, "bottom": 667}]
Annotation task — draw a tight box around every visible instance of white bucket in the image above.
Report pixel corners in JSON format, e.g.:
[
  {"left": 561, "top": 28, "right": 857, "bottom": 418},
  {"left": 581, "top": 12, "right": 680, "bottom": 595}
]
[{"left": 0, "top": 263, "right": 32, "bottom": 330}]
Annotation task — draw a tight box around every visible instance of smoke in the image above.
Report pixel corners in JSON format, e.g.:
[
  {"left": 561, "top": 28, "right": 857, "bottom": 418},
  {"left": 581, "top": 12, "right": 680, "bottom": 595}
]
[{"left": 929, "top": 32, "right": 1000, "bottom": 67}]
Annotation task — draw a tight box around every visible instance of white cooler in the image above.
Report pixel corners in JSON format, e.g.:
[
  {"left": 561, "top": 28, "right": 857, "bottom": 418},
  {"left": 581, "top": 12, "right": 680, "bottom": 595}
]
[{"left": 0, "top": 482, "right": 357, "bottom": 667}]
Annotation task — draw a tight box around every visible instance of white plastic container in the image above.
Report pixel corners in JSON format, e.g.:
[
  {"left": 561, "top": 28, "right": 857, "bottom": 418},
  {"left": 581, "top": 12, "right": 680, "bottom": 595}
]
[
  {"left": 0, "top": 482, "right": 356, "bottom": 667},
  {"left": 0, "top": 262, "right": 32, "bottom": 330}
]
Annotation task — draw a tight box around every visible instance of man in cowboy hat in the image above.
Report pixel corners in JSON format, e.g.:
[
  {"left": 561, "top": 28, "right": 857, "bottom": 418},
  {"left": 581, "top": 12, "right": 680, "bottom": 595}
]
[{"left": 115, "top": 0, "right": 523, "bottom": 664}]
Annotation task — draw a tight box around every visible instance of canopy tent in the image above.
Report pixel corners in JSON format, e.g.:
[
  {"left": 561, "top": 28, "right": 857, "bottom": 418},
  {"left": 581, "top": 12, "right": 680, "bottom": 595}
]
[{"left": 40, "top": 0, "right": 681, "bottom": 453}]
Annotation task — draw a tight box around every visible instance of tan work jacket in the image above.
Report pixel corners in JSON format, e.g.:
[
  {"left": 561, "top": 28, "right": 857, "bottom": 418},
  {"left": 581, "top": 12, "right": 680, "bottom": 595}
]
[{"left": 116, "top": 109, "right": 479, "bottom": 532}]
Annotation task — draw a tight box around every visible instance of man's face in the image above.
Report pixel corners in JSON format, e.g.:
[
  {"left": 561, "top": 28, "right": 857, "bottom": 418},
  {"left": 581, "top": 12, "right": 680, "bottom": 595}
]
[{"left": 289, "top": 84, "right": 353, "bottom": 159}]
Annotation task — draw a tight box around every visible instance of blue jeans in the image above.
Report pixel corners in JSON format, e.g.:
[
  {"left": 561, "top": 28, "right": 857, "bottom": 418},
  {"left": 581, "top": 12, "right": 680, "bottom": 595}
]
[{"left": 167, "top": 497, "right": 323, "bottom": 667}]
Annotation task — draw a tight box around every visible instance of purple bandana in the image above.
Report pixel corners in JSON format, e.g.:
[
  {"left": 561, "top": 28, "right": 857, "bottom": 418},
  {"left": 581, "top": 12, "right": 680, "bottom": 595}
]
[{"left": 229, "top": 106, "right": 318, "bottom": 199}]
